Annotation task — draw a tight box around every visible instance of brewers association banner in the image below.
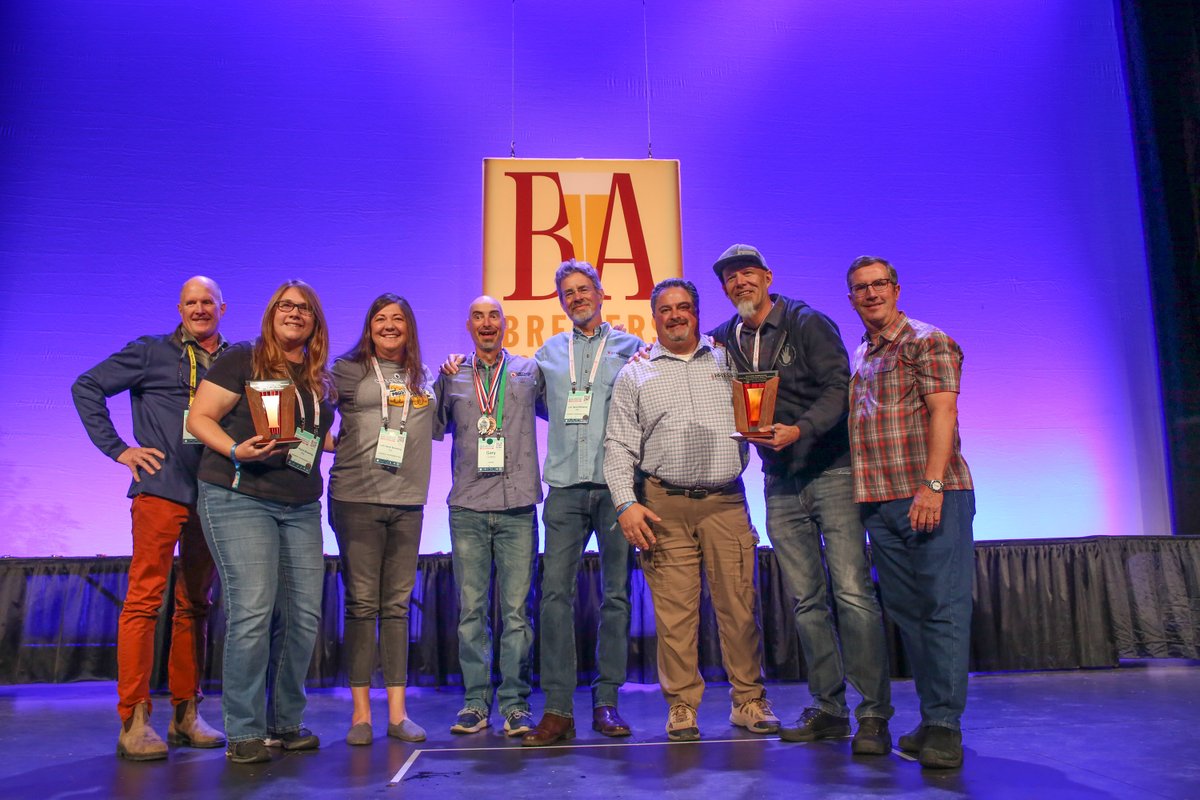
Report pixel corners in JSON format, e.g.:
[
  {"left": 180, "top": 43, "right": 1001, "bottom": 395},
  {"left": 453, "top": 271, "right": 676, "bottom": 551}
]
[{"left": 482, "top": 158, "right": 683, "bottom": 356}]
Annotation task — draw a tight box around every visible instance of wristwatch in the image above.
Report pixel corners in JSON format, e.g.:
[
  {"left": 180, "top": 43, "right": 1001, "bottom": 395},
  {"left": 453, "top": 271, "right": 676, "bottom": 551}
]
[{"left": 922, "top": 479, "right": 944, "bottom": 493}]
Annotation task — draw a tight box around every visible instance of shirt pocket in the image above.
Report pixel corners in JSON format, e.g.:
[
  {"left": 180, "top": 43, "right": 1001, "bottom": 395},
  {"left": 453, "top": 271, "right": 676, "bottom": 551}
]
[
  {"left": 508, "top": 372, "right": 538, "bottom": 401},
  {"left": 860, "top": 355, "right": 904, "bottom": 407},
  {"left": 598, "top": 353, "right": 631, "bottom": 387}
]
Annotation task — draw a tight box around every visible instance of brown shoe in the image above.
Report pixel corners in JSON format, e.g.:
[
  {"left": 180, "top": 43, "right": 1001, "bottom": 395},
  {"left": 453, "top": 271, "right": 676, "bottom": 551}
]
[
  {"left": 521, "top": 712, "right": 576, "bottom": 747},
  {"left": 593, "top": 705, "right": 631, "bottom": 737},
  {"left": 118, "top": 702, "right": 168, "bottom": 761},
  {"left": 168, "top": 697, "right": 225, "bottom": 749}
]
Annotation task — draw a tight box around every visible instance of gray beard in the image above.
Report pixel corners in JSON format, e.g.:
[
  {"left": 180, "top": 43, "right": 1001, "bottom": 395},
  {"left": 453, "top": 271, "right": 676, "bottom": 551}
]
[{"left": 736, "top": 299, "right": 757, "bottom": 319}]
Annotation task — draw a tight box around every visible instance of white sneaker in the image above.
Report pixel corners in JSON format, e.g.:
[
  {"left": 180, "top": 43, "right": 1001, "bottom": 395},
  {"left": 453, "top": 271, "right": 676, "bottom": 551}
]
[{"left": 729, "top": 696, "right": 780, "bottom": 734}]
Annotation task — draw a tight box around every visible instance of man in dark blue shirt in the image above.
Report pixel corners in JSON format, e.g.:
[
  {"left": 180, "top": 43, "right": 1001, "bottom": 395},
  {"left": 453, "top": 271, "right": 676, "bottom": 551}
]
[
  {"left": 708, "top": 244, "right": 894, "bottom": 755},
  {"left": 72, "top": 276, "right": 229, "bottom": 760}
]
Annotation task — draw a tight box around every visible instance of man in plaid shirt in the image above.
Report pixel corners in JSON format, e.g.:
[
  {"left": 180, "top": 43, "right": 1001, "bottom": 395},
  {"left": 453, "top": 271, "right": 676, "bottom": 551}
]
[{"left": 847, "top": 256, "right": 975, "bottom": 770}]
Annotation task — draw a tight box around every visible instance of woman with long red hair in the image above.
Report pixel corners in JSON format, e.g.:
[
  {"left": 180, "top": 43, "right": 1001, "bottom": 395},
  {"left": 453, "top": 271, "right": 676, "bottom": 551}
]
[{"left": 187, "top": 279, "right": 335, "bottom": 764}]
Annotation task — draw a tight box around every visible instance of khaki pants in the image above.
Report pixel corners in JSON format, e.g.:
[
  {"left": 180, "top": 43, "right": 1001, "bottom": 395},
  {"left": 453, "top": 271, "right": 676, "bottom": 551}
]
[{"left": 640, "top": 478, "right": 766, "bottom": 709}]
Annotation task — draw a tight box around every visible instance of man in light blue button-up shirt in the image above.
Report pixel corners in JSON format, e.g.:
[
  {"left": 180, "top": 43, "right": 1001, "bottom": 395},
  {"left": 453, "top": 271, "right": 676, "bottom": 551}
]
[{"left": 521, "top": 260, "right": 645, "bottom": 747}]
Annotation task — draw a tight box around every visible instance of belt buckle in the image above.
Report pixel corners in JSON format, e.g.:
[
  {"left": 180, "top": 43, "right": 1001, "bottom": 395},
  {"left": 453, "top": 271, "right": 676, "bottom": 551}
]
[{"left": 687, "top": 488, "right": 709, "bottom": 499}]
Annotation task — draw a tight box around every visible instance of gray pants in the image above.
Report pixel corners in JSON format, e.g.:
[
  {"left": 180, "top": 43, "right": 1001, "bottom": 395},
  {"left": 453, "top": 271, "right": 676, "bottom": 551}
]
[{"left": 331, "top": 499, "right": 423, "bottom": 686}]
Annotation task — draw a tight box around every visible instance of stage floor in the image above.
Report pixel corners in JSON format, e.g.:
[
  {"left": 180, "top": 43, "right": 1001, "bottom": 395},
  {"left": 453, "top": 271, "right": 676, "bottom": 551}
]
[{"left": 2, "top": 663, "right": 1197, "bottom": 799}]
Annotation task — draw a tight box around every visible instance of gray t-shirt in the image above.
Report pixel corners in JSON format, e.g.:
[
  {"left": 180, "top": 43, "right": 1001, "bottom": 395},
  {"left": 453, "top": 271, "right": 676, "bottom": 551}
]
[{"left": 329, "top": 357, "right": 437, "bottom": 506}]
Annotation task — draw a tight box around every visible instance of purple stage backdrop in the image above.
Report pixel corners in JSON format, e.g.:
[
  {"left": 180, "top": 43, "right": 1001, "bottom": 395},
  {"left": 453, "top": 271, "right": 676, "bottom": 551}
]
[{"left": 0, "top": 1, "right": 1170, "bottom": 556}]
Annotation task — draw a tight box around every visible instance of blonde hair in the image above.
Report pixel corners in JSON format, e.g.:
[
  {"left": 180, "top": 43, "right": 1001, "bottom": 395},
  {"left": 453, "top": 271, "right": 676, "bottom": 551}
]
[{"left": 252, "top": 280, "right": 334, "bottom": 400}]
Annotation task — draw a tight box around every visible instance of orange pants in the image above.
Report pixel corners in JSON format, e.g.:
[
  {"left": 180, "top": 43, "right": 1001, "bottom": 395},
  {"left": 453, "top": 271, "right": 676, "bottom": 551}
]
[{"left": 117, "top": 494, "right": 217, "bottom": 722}]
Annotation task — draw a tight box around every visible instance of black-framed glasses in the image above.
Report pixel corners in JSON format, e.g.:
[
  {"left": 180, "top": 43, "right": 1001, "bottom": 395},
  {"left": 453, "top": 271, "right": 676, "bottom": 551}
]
[
  {"left": 276, "top": 300, "right": 314, "bottom": 316},
  {"left": 850, "top": 278, "right": 895, "bottom": 296}
]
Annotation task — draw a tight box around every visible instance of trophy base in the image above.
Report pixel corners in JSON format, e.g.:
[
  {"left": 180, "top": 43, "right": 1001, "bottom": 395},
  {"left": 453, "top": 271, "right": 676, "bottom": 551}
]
[
  {"left": 268, "top": 436, "right": 303, "bottom": 446},
  {"left": 730, "top": 430, "right": 774, "bottom": 442}
]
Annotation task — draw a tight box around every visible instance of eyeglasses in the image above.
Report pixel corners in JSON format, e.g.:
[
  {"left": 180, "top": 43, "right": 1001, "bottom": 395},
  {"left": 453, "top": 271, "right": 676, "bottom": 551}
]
[
  {"left": 276, "top": 300, "right": 314, "bottom": 316},
  {"left": 850, "top": 278, "right": 895, "bottom": 296}
]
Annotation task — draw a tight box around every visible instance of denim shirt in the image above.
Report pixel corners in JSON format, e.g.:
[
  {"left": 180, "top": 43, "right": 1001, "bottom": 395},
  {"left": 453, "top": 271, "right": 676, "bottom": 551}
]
[
  {"left": 71, "top": 327, "right": 228, "bottom": 506},
  {"left": 534, "top": 322, "right": 644, "bottom": 489}
]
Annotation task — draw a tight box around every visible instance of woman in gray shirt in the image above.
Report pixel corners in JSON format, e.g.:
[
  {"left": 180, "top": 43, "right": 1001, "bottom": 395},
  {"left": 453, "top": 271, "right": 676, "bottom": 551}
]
[{"left": 329, "top": 294, "right": 438, "bottom": 745}]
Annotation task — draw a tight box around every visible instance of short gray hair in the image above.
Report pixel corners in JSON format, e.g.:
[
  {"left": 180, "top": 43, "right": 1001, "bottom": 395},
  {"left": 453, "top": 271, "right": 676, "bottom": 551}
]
[
  {"left": 846, "top": 255, "right": 898, "bottom": 288},
  {"left": 554, "top": 259, "right": 604, "bottom": 302}
]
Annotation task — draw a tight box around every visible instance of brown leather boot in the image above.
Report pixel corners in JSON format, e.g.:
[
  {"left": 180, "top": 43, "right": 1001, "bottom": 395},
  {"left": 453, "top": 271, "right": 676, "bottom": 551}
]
[
  {"left": 117, "top": 702, "right": 168, "bottom": 761},
  {"left": 168, "top": 697, "right": 226, "bottom": 748}
]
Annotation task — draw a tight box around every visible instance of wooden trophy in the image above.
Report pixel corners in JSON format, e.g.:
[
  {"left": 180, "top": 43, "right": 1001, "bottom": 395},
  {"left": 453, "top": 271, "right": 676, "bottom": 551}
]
[
  {"left": 245, "top": 380, "right": 301, "bottom": 444},
  {"left": 731, "top": 371, "right": 779, "bottom": 441}
]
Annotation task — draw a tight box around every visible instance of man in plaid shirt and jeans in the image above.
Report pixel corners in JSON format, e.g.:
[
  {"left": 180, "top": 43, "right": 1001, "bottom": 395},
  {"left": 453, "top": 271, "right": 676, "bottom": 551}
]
[{"left": 846, "top": 256, "right": 975, "bottom": 770}]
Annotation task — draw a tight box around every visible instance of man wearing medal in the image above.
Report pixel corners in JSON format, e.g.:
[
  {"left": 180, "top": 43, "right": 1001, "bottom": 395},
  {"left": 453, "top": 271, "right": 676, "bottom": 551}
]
[
  {"left": 434, "top": 296, "right": 543, "bottom": 737},
  {"left": 604, "top": 278, "right": 779, "bottom": 742},
  {"left": 520, "top": 260, "right": 644, "bottom": 747},
  {"left": 71, "top": 276, "right": 228, "bottom": 760},
  {"left": 708, "top": 244, "right": 893, "bottom": 755}
]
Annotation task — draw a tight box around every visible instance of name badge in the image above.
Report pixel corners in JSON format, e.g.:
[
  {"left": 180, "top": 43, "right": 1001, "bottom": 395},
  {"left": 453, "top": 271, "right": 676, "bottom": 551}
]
[
  {"left": 564, "top": 391, "right": 593, "bottom": 424},
  {"left": 374, "top": 427, "right": 408, "bottom": 468},
  {"left": 477, "top": 435, "right": 504, "bottom": 473},
  {"left": 182, "top": 409, "right": 200, "bottom": 444},
  {"left": 287, "top": 429, "right": 320, "bottom": 475}
]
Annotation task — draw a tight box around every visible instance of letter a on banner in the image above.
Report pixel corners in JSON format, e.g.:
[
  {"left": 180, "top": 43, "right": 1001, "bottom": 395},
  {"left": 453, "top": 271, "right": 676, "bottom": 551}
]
[{"left": 482, "top": 158, "right": 682, "bottom": 355}]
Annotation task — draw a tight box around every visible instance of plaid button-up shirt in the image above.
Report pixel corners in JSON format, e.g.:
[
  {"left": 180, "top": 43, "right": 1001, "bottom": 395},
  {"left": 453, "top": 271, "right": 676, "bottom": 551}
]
[{"left": 849, "top": 313, "right": 973, "bottom": 503}]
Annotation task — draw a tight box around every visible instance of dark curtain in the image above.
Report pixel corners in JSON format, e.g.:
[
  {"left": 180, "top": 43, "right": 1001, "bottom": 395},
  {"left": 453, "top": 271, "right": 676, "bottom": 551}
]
[
  {"left": 2, "top": 537, "right": 1198, "bottom": 689},
  {"left": 1117, "top": 0, "right": 1200, "bottom": 534}
]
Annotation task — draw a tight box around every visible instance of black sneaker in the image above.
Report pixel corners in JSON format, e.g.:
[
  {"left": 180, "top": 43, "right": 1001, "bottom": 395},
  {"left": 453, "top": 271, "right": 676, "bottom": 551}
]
[
  {"left": 265, "top": 727, "right": 320, "bottom": 751},
  {"left": 779, "top": 708, "right": 852, "bottom": 743},
  {"left": 851, "top": 717, "right": 892, "bottom": 755},
  {"left": 226, "top": 739, "right": 270, "bottom": 764},
  {"left": 898, "top": 723, "right": 926, "bottom": 753},
  {"left": 918, "top": 726, "right": 962, "bottom": 769}
]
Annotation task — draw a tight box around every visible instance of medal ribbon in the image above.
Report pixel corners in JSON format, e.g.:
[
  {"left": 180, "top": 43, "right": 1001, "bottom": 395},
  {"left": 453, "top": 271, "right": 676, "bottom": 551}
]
[
  {"left": 568, "top": 329, "right": 610, "bottom": 393},
  {"left": 473, "top": 351, "right": 507, "bottom": 426},
  {"left": 371, "top": 357, "right": 412, "bottom": 432}
]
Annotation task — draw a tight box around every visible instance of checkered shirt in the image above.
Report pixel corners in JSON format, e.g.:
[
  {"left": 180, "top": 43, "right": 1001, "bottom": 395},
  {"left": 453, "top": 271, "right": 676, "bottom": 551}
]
[
  {"left": 849, "top": 313, "right": 973, "bottom": 503},
  {"left": 603, "top": 335, "right": 749, "bottom": 508}
]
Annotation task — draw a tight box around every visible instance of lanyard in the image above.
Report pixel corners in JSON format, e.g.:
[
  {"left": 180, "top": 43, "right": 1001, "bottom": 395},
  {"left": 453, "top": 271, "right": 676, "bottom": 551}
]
[
  {"left": 371, "top": 357, "right": 412, "bottom": 431},
  {"left": 473, "top": 352, "right": 508, "bottom": 429},
  {"left": 568, "top": 329, "right": 610, "bottom": 393},
  {"left": 185, "top": 345, "right": 198, "bottom": 407},
  {"left": 734, "top": 322, "right": 763, "bottom": 371},
  {"left": 295, "top": 387, "right": 321, "bottom": 434}
]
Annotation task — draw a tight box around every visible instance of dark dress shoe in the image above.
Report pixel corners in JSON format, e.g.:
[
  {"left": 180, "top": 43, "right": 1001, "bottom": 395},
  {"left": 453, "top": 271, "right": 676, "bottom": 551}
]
[
  {"left": 592, "top": 706, "right": 631, "bottom": 737},
  {"left": 521, "top": 712, "right": 575, "bottom": 747}
]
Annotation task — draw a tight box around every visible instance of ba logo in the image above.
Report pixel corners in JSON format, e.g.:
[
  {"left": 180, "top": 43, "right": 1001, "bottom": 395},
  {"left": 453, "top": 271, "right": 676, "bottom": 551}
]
[{"left": 482, "top": 159, "right": 683, "bottom": 354}]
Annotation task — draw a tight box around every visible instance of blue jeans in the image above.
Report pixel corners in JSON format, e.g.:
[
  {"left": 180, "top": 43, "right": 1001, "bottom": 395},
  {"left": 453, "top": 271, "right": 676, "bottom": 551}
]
[
  {"left": 861, "top": 489, "right": 975, "bottom": 731},
  {"left": 538, "top": 485, "right": 633, "bottom": 716},
  {"left": 449, "top": 506, "right": 537, "bottom": 716},
  {"left": 766, "top": 468, "right": 892, "bottom": 720},
  {"left": 198, "top": 482, "right": 324, "bottom": 743}
]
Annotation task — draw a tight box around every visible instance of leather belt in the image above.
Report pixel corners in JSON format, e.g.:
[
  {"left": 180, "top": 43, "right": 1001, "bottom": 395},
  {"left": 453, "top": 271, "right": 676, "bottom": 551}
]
[{"left": 652, "top": 477, "right": 740, "bottom": 499}]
